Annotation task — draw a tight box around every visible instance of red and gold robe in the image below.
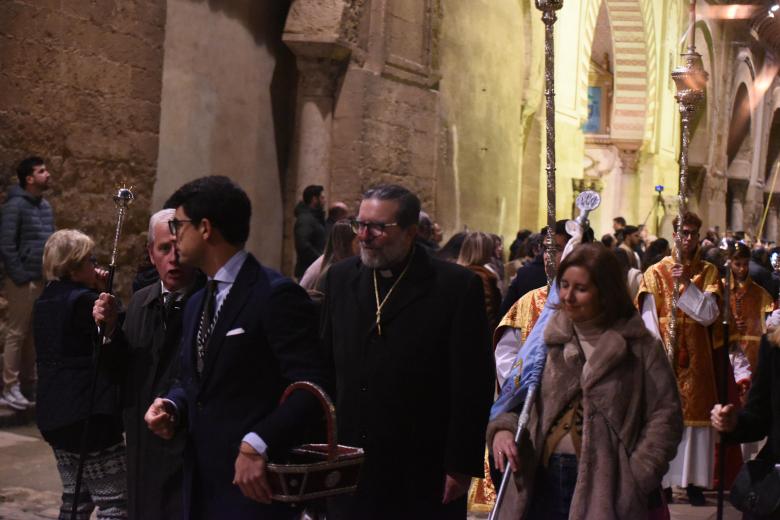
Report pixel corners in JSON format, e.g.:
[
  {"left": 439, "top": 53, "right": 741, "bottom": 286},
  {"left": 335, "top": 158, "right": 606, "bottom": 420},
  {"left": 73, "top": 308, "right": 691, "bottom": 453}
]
[
  {"left": 637, "top": 253, "right": 721, "bottom": 426},
  {"left": 725, "top": 276, "right": 774, "bottom": 372},
  {"left": 494, "top": 285, "right": 549, "bottom": 347}
]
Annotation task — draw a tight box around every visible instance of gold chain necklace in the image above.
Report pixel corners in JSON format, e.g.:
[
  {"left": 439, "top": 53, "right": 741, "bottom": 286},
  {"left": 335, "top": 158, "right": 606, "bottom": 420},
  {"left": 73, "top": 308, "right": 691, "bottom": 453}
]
[{"left": 372, "top": 254, "right": 413, "bottom": 336}]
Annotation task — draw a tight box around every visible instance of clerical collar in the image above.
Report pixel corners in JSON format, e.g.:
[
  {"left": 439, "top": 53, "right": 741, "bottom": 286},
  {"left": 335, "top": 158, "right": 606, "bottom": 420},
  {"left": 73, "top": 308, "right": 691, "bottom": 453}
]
[{"left": 376, "top": 247, "right": 416, "bottom": 279}]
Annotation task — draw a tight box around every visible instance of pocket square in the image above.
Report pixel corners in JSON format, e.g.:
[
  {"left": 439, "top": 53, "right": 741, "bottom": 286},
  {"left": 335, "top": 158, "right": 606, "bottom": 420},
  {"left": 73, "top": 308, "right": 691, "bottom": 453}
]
[{"left": 226, "top": 327, "right": 245, "bottom": 337}]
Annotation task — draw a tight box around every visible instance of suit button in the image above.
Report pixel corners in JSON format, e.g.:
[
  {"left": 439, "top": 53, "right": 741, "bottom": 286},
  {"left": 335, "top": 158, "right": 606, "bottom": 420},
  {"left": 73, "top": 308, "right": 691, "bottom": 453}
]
[
  {"left": 360, "top": 432, "right": 367, "bottom": 440},
  {"left": 196, "top": 401, "right": 203, "bottom": 410},
  {"left": 360, "top": 385, "right": 368, "bottom": 392}
]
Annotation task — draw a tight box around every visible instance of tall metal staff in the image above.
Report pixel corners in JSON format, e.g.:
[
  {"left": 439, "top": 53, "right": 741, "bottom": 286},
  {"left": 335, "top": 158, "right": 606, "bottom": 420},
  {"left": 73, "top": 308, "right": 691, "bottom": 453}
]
[
  {"left": 70, "top": 187, "right": 134, "bottom": 520},
  {"left": 488, "top": 2, "right": 562, "bottom": 518},
  {"left": 717, "top": 239, "right": 734, "bottom": 520},
  {"left": 538, "top": 0, "right": 564, "bottom": 285},
  {"left": 668, "top": 0, "right": 708, "bottom": 362}
]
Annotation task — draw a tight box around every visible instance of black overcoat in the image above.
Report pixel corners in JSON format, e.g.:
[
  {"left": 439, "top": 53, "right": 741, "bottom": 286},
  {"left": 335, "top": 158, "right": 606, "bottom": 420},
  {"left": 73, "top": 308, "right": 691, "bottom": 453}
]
[
  {"left": 726, "top": 334, "right": 780, "bottom": 462},
  {"left": 106, "top": 280, "right": 198, "bottom": 520},
  {"left": 321, "top": 247, "right": 496, "bottom": 518}
]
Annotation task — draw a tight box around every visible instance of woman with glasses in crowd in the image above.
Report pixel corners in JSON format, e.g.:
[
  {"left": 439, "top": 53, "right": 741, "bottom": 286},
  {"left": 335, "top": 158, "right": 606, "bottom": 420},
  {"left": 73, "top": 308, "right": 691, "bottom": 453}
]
[
  {"left": 33, "top": 229, "right": 127, "bottom": 518},
  {"left": 488, "top": 243, "right": 683, "bottom": 519}
]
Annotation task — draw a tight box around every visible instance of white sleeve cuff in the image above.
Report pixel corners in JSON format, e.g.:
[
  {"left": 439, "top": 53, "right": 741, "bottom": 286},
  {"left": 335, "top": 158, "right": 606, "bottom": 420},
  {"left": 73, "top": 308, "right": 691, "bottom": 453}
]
[
  {"left": 161, "top": 398, "right": 178, "bottom": 414},
  {"left": 640, "top": 294, "right": 662, "bottom": 341},
  {"left": 729, "top": 345, "right": 752, "bottom": 382},
  {"left": 494, "top": 328, "right": 522, "bottom": 388},
  {"left": 678, "top": 284, "right": 719, "bottom": 326},
  {"left": 241, "top": 432, "right": 268, "bottom": 458}
]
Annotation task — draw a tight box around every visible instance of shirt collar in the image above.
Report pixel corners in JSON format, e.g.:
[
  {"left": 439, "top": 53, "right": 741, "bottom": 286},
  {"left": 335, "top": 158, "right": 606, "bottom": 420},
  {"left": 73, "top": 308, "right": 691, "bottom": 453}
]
[{"left": 212, "top": 249, "right": 248, "bottom": 286}]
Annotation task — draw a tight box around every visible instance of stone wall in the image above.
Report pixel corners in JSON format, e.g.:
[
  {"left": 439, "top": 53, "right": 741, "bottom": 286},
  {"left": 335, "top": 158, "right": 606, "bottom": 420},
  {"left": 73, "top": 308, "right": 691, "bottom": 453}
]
[{"left": 0, "top": 0, "right": 167, "bottom": 299}]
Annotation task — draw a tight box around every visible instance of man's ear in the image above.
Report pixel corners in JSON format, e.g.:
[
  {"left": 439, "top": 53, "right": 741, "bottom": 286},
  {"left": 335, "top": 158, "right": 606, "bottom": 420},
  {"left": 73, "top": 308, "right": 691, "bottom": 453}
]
[{"left": 200, "top": 218, "right": 213, "bottom": 241}]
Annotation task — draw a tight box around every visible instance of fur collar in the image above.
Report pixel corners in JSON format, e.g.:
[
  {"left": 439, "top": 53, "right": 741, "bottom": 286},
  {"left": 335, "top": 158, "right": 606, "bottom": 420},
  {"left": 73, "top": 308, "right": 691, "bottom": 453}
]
[{"left": 544, "top": 310, "right": 650, "bottom": 390}]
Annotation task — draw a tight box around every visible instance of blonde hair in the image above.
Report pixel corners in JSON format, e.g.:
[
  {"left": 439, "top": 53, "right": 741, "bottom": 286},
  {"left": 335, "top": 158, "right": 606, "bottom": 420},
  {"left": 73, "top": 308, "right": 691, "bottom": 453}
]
[
  {"left": 43, "top": 229, "right": 94, "bottom": 281},
  {"left": 457, "top": 231, "right": 494, "bottom": 267}
]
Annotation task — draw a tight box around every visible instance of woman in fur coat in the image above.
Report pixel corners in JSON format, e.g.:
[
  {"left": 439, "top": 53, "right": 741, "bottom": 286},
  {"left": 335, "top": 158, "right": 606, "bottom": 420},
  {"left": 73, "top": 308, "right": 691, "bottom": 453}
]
[{"left": 488, "top": 243, "right": 683, "bottom": 520}]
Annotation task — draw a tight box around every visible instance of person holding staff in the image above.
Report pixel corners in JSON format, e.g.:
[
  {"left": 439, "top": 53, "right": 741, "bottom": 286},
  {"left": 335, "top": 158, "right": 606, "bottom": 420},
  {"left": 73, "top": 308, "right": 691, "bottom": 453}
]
[{"left": 489, "top": 243, "right": 682, "bottom": 519}]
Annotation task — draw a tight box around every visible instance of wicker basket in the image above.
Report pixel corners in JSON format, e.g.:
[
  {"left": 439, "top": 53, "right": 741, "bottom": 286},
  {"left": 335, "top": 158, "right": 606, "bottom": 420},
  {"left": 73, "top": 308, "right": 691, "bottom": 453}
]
[{"left": 267, "top": 382, "right": 364, "bottom": 502}]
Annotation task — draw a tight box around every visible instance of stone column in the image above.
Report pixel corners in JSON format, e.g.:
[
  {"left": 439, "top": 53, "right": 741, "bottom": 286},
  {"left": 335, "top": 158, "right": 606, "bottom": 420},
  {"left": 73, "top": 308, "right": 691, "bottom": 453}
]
[
  {"left": 290, "top": 57, "right": 345, "bottom": 196},
  {"left": 728, "top": 179, "right": 748, "bottom": 232}
]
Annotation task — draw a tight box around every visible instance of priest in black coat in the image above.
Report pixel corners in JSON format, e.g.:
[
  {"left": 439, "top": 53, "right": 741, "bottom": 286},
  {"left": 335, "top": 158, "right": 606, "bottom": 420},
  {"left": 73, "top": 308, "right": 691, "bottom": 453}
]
[{"left": 321, "top": 185, "right": 495, "bottom": 520}]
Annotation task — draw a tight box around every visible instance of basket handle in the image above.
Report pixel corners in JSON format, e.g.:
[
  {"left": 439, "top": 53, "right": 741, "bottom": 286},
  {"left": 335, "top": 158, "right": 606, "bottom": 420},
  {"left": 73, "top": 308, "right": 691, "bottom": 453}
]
[{"left": 279, "top": 381, "right": 337, "bottom": 462}]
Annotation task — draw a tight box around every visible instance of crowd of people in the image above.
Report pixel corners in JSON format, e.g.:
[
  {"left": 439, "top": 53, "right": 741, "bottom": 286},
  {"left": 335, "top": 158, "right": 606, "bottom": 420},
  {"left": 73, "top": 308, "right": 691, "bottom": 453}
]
[{"left": 1, "top": 156, "right": 780, "bottom": 519}]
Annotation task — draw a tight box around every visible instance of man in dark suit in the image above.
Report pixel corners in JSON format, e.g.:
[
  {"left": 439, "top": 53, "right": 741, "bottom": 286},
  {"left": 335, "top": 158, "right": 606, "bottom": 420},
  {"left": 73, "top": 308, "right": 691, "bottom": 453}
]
[
  {"left": 143, "top": 176, "right": 327, "bottom": 519},
  {"left": 321, "top": 184, "right": 495, "bottom": 519},
  {"left": 94, "top": 208, "right": 200, "bottom": 520}
]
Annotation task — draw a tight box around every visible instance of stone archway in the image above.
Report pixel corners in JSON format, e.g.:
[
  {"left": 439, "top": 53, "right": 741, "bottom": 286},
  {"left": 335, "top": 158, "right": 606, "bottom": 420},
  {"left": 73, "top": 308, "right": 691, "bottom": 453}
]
[
  {"left": 578, "top": 0, "right": 656, "bottom": 232},
  {"left": 603, "top": 0, "right": 654, "bottom": 141}
]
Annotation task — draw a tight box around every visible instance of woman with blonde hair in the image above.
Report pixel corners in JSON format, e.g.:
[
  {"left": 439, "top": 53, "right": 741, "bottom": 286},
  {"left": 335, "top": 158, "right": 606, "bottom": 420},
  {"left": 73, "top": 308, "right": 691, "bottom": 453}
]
[
  {"left": 458, "top": 231, "right": 502, "bottom": 332},
  {"left": 33, "top": 229, "right": 127, "bottom": 518}
]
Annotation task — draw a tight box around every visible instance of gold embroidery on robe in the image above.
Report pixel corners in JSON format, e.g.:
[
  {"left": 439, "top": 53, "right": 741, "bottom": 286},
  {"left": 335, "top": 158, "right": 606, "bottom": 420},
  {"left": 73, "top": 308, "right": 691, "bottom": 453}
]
[
  {"left": 637, "top": 252, "right": 721, "bottom": 426},
  {"left": 494, "top": 285, "right": 549, "bottom": 347},
  {"left": 716, "top": 276, "right": 774, "bottom": 372}
]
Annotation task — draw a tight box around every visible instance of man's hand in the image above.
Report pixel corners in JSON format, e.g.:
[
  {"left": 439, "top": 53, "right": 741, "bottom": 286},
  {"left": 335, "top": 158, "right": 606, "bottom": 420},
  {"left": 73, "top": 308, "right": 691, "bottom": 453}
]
[
  {"left": 145, "top": 398, "right": 175, "bottom": 440},
  {"left": 711, "top": 403, "right": 738, "bottom": 433},
  {"left": 93, "top": 293, "right": 118, "bottom": 337},
  {"left": 492, "top": 430, "right": 519, "bottom": 474},
  {"left": 442, "top": 473, "right": 471, "bottom": 504},
  {"left": 233, "top": 442, "right": 272, "bottom": 504},
  {"left": 671, "top": 263, "right": 691, "bottom": 288}
]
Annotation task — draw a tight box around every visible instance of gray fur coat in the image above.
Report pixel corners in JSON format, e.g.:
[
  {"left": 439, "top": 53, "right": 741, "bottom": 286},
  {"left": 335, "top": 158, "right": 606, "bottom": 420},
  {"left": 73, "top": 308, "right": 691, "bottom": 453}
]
[{"left": 487, "top": 311, "right": 683, "bottom": 520}]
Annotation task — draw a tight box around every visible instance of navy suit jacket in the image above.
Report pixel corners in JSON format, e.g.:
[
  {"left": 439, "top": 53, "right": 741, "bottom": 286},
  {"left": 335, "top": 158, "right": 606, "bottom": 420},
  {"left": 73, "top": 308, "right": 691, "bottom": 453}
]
[{"left": 166, "top": 254, "right": 327, "bottom": 519}]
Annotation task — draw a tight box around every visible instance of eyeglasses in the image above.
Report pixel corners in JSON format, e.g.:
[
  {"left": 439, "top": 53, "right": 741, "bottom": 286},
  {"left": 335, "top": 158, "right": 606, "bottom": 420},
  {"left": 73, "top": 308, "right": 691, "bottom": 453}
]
[
  {"left": 168, "top": 219, "right": 194, "bottom": 235},
  {"left": 678, "top": 229, "right": 699, "bottom": 238},
  {"left": 349, "top": 219, "right": 399, "bottom": 237}
]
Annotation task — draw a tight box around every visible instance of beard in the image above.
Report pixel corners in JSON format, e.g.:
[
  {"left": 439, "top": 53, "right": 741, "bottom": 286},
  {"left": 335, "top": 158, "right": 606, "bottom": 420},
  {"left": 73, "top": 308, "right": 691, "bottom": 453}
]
[{"left": 360, "top": 239, "right": 411, "bottom": 269}]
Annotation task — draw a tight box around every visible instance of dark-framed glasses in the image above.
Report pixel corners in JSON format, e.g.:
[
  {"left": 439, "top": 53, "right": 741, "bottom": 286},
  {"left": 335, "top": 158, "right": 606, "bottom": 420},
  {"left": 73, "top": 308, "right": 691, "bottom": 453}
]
[
  {"left": 678, "top": 229, "right": 698, "bottom": 238},
  {"left": 168, "top": 218, "right": 193, "bottom": 235},
  {"left": 349, "top": 219, "right": 399, "bottom": 236}
]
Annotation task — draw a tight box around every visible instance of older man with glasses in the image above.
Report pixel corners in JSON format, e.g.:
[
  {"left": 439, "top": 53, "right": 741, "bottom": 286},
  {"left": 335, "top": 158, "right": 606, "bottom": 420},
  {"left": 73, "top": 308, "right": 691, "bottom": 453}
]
[
  {"left": 321, "top": 184, "right": 495, "bottom": 520},
  {"left": 93, "top": 208, "right": 201, "bottom": 520}
]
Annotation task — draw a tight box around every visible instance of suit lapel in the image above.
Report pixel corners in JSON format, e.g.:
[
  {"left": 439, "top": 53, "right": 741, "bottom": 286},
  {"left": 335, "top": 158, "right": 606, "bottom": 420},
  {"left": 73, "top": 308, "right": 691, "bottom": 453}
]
[
  {"left": 141, "top": 283, "right": 164, "bottom": 385},
  {"left": 183, "top": 289, "right": 205, "bottom": 381},
  {"left": 198, "top": 255, "right": 262, "bottom": 390},
  {"left": 352, "top": 262, "right": 378, "bottom": 339}
]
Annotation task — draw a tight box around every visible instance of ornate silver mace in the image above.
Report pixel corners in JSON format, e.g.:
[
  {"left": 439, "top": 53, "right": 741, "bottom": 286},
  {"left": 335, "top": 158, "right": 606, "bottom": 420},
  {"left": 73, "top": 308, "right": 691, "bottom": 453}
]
[
  {"left": 667, "top": 0, "right": 707, "bottom": 363},
  {"left": 537, "top": 0, "right": 564, "bottom": 286}
]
